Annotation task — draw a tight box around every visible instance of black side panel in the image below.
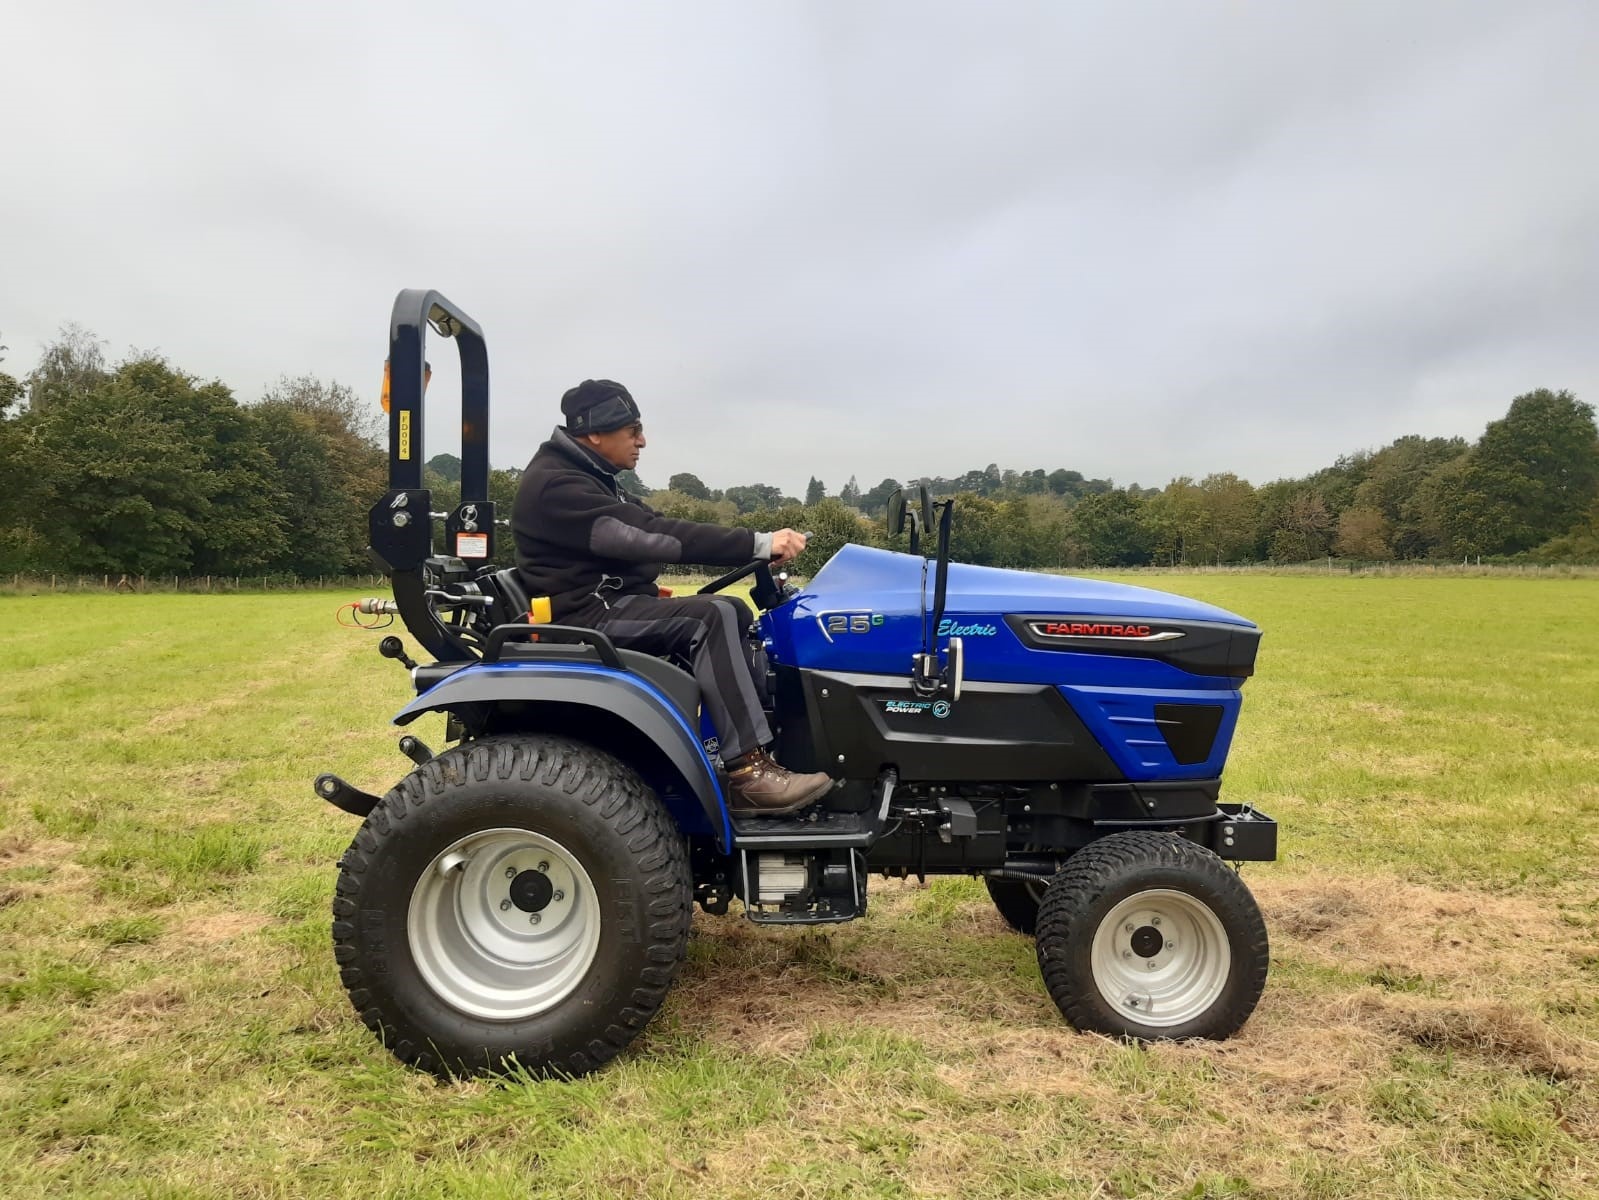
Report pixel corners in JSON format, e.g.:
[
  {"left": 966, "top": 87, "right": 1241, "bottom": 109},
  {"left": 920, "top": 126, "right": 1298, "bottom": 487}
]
[
  {"left": 392, "top": 670, "right": 726, "bottom": 849},
  {"left": 1154, "top": 703, "right": 1225, "bottom": 765},
  {"left": 1004, "top": 614, "right": 1261, "bottom": 679},
  {"left": 798, "top": 669, "right": 1124, "bottom": 784}
]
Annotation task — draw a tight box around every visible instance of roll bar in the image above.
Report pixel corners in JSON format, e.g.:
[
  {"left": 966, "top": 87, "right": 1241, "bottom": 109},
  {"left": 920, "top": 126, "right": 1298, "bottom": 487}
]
[{"left": 368, "top": 289, "right": 494, "bottom": 661}]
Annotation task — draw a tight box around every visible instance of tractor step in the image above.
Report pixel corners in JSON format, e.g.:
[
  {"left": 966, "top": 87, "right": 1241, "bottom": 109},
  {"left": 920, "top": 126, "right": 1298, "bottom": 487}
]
[
  {"left": 730, "top": 809, "right": 877, "bottom": 849},
  {"left": 729, "top": 769, "right": 898, "bottom": 850}
]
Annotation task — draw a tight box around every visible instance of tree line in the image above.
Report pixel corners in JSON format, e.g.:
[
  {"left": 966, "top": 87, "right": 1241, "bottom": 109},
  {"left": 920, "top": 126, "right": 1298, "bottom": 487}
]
[{"left": 3, "top": 325, "right": 1596, "bottom": 580}]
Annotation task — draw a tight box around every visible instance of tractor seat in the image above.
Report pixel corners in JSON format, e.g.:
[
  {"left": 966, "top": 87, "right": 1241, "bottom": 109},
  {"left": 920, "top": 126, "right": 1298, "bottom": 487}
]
[{"left": 482, "top": 568, "right": 701, "bottom": 721}]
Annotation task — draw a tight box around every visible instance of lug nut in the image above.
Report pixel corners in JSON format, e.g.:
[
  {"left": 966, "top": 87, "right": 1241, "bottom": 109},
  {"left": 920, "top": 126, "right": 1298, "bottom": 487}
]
[
  {"left": 1125, "top": 923, "right": 1135, "bottom": 933},
  {"left": 505, "top": 867, "right": 516, "bottom": 879},
  {"left": 537, "top": 861, "right": 550, "bottom": 873},
  {"left": 1151, "top": 916, "right": 1161, "bottom": 926},
  {"left": 1123, "top": 950, "right": 1132, "bottom": 959},
  {"left": 499, "top": 899, "right": 511, "bottom": 912},
  {"left": 1147, "top": 961, "right": 1158, "bottom": 970},
  {"left": 529, "top": 913, "right": 542, "bottom": 926},
  {"left": 553, "top": 890, "right": 565, "bottom": 902}
]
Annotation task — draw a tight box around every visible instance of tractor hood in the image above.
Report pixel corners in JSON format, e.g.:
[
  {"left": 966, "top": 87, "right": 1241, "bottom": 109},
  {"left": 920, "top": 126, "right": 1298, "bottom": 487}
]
[
  {"left": 766, "top": 544, "right": 1260, "bottom": 684},
  {"left": 805, "top": 545, "right": 1254, "bottom": 626}
]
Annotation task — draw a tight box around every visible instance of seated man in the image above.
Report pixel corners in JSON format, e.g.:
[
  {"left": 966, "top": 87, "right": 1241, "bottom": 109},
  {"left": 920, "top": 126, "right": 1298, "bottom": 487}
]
[{"left": 511, "top": 378, "right": 834, "bottom": 816}]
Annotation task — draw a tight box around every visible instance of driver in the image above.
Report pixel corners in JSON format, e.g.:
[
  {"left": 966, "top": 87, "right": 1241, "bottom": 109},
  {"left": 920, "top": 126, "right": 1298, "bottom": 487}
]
[{"left": 511, "top": 379, "right": 835, "bottom": 816}]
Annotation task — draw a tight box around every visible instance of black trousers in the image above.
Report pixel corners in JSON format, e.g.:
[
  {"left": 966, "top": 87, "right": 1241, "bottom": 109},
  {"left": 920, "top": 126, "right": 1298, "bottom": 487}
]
[{"left": 593, "top": 593, "right": 771, "bottom": 761}]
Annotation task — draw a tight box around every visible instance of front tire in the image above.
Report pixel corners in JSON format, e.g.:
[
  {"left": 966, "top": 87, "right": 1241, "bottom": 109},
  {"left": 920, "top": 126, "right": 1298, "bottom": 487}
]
[
  {"left": 985, "top": 876, "right": 1047, "bottom": 935},
  {"left": 1035, "top": 832, "right": 1268, "bottom": 1040},
  {"left": 332, "top": 735, "right": 691, "bottom": 1078}
]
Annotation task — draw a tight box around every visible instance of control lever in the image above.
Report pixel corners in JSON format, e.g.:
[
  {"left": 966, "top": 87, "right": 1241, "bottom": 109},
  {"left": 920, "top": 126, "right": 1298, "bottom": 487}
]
[{"left": 379, "top": 636, "right": 417, "bottom": 671}]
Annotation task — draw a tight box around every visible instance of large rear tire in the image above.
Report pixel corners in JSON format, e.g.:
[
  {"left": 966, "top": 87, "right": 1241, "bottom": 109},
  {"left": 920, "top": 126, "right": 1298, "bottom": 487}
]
[
  {"left": 332, "top": 735, "right": 691, "bottom": 1078},
  {"left": 1035, "top": 832, "right": 1267, "bottom": 1040}
]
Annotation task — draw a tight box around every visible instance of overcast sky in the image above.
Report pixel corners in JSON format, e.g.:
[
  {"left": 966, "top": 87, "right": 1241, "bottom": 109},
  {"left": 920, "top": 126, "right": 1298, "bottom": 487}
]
[{"left": 3, "top": 1, "right": 1597, "bottom": 498}]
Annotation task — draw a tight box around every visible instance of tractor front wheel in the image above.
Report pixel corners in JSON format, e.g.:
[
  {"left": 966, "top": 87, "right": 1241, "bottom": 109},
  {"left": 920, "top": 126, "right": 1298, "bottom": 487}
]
[
  {"left": 984, "top": 876, "right": 1047, "bottom": 935},
  {"left": 1035, "top": 832, "right": 1267, "bottom": 1040},
  {"left": 332, "top": 734, "right": 691, "bottom": 1078}
]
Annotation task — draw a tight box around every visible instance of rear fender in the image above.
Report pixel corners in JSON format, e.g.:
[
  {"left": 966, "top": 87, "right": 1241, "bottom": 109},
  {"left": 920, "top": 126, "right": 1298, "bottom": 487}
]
[{"left": 393, "top": 661, "right": 732, "bottom": 851}]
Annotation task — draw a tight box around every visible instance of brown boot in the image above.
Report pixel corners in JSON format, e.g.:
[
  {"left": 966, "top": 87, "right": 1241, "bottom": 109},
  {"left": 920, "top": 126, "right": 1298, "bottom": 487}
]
[{"left": 726, "top": 749, "right": 834, "bottom": 816}]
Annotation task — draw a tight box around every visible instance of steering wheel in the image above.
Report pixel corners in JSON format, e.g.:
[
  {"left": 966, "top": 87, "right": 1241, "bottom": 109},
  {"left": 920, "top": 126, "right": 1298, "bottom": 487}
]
[{"left": 698, "top": 557, "right": 773, "bottom": 596}]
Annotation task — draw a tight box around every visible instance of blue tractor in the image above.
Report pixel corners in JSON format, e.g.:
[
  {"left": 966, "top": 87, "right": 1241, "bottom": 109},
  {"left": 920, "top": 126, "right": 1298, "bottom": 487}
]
[{"left": 320, "top": 291, "right": 1276, "bottom": 1077}]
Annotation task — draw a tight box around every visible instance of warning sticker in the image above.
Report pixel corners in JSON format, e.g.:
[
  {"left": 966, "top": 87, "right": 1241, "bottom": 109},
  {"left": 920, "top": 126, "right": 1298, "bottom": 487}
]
[
  {"left": 399, "top": 410, "right": 411, "bottom": 460},
  {"left": 456, "top": 533, "right": 489, "bottom": 558}
]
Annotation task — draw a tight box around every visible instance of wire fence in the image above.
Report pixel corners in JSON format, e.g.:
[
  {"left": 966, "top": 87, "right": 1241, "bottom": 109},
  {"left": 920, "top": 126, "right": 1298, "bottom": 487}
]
[
  {"left": 1088, "top": 559, "right": 1599, "bottom": 579},
  {"left": 0, "top": 573, "right": 389, "bottom": 595},
  {"left": 3, "top": 560, "right": 1595, "bottom": 597}
]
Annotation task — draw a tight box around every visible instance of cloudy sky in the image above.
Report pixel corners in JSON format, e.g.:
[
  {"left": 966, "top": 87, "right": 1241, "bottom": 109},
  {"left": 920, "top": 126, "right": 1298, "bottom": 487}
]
[{"left": 3, "top": 1, "right": 1597, "bottom": 498}]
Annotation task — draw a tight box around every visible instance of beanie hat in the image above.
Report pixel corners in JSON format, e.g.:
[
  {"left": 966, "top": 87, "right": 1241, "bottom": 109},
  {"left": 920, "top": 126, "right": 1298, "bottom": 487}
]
[{"left": 561, "top": 379, "right": 641, "bottom": 434}]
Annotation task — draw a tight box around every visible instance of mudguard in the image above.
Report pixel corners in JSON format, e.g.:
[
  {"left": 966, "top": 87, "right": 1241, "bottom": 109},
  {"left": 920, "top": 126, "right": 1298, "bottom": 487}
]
[{"left": 392, "top": 661, "right": 732, "bottom": 851}]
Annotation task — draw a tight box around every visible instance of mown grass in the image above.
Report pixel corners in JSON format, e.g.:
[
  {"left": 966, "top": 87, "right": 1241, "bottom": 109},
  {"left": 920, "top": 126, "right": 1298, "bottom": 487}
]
[{"left": 0, "top": 579, "right": 1595, "bottom": 1198}]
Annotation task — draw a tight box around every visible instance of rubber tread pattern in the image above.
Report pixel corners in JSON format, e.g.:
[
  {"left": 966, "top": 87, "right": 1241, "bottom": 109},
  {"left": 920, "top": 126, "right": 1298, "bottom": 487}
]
[
  {"left": 331, "top": 734, "right": 691, "bottom": 1078},
  {"left": 1034, "top": 831, "right": 1268, "bottom": 1041}
]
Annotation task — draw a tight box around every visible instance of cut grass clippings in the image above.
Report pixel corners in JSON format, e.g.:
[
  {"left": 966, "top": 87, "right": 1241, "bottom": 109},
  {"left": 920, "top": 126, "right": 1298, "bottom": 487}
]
[{"left": 0, "top": 580, "right": 1596, "bottom": 1198}]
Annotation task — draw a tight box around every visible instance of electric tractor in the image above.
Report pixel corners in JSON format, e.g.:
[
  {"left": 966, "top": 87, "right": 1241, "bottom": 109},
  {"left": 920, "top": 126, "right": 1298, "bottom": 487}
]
[{"left": 319, "top": 290, "right": 1277, "bottom": 1078}]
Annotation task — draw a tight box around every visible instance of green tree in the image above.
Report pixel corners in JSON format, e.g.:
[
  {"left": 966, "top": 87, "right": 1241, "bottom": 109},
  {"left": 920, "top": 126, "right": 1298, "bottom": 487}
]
[
  {"left": 1193, "top": 473, "right": 1258, "bottom": 564},
  {"left": 254, "top": 375, "right": 386, "bottom": 575},
  {"left": 723, "top": 483, "right": 788, "bottom": 513},
  {"left": 1527, "top": 497, "right": 1599, "bottom": 563},
  {"left": 839, "top": 476, "right": 861, "bottom": 508},
  {"left": 427, "top": 453, "right": 463, "bottom": 483},
  {"left": 804, "top": 476, "right": 826, "bottom": 506},
  {"left": 1351, "top": 435, "right": 1468, "bottom": 558},
  {"left": 28, "top": 356, "right": 287, "bottom": 574},
  {"left": 1062, "top": 490, "right": 1153, "bottom": 567},
  {"left": 0, "top": 335, "right": 46, "bottom": 570},
  {"left": 860, "top": 477, "right": 900, "bottom": 518},
  {"left": 0, "top": 332, "right": 21, "bottom": 416},
  {"left": 667, "top": 472, "right": 711, "bottom": 500},
  {"left": 1333, "top": 506, "right": 1394, "bottom": 560},
  {"left": 24, "top": 323, "right": 108, "bottom": 412},
  {"left": 1146, "top": 477, "right": 1204, "bottom": 565},
  {"left": 1463, "top": 389, "right": 1599, "bottom": 554}
]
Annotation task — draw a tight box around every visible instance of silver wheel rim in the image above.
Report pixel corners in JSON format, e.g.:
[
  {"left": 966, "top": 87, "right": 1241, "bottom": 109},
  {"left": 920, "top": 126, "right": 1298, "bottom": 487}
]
[
  {"left": 1090, "top": 887, "right": 1230, "bottom": 1028},
  {"left": 408, "top": 827, "right": 602, "bottom": 1021}
]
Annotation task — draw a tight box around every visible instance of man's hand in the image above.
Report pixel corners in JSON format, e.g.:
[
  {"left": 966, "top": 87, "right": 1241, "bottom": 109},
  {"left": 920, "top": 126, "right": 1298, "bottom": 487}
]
[{"left": 768, "top": 528, "right": 807, "bottom": 564}]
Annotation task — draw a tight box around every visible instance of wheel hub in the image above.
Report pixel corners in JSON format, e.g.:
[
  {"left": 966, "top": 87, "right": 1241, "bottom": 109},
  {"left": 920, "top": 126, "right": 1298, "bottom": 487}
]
[
  {"left": 1090, "top": 888, "right": 1231, "bottom": 1028},
  {"left": 509, "top": 869, "right": 554, "bottom": 913},
  {"left": 407, "top": 828, "right": 602, "bottom": 1021},
  {"left": 1129, "top": 925, "right": 1163, "bottom": 958}
]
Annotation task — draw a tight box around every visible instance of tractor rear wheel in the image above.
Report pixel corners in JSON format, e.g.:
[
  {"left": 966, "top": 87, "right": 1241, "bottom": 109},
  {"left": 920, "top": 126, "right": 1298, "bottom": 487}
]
[
  {"left": 1035, "top": 832, "right": 1267, "bottom": 1040},
  {"left": 332, "top": 734, "right": 691, "bottom": 1078}
]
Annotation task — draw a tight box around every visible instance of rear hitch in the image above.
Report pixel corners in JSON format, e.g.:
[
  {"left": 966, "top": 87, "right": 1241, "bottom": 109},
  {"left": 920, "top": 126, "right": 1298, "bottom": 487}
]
[{"left": 315, "top": 773, "right": 381, "bottom": 818}]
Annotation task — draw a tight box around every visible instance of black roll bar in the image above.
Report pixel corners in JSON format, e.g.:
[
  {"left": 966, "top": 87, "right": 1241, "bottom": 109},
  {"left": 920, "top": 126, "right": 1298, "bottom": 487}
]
[
  {"left": 369, "top": 289, "right": 496, "bottom": 662},
  {"left": 386, "top": 289, "right": 490, "bottom": 499}
]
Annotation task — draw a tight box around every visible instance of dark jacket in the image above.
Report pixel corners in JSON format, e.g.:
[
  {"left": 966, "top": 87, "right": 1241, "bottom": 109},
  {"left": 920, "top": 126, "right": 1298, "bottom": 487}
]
[{"left": 512, "top": 427, "right": 761, "bottom": 623}]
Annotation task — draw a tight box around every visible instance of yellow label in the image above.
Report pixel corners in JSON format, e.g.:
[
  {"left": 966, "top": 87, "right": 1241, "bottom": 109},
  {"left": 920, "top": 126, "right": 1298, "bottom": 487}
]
[
  {"left": 529, "top": 595, "right": 552, "bottom": 624},
  {"left": 398, "top": 410, "right": 411, "bottom": 460}
]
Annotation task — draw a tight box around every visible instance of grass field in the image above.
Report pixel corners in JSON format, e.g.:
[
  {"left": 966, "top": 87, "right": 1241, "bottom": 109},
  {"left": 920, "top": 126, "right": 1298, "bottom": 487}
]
[{"left": 1, "top": 576, "right": 1596, "bottom": 1198}]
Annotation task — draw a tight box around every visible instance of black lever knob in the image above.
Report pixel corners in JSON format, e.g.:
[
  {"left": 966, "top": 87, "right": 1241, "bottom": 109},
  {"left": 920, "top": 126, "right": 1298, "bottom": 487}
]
[{"left": 379, "top": 636, "right": 417, "bottom": 671}]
